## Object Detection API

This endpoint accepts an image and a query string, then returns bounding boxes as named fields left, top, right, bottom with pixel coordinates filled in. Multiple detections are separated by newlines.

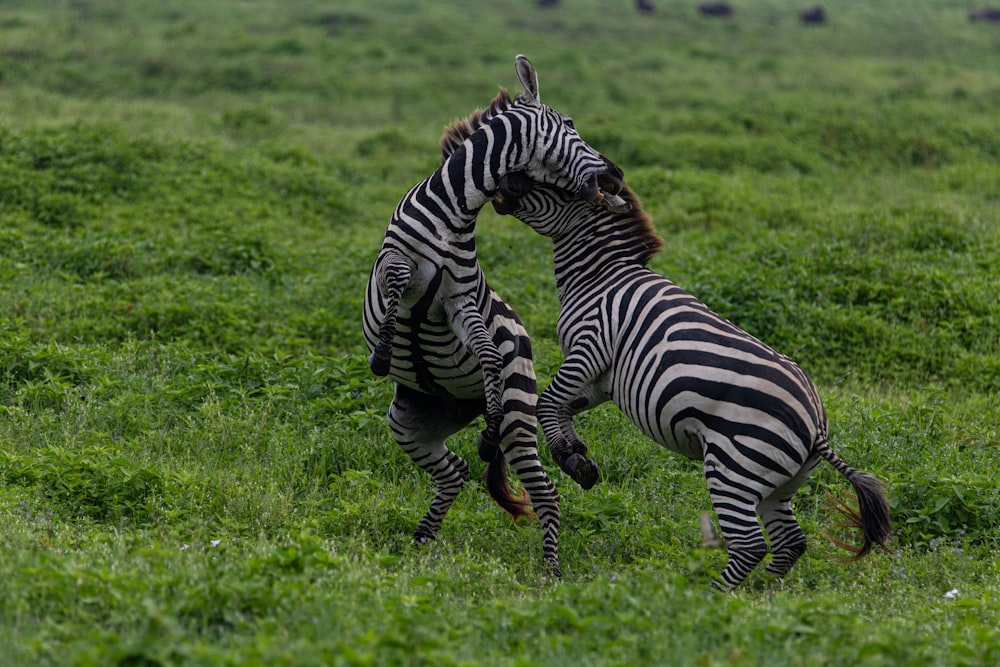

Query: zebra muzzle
left=595, top=160, right=629, bottom=212
left=576, top=173, right=601, bottom=203
left=597, top=162, right=625, bottom=196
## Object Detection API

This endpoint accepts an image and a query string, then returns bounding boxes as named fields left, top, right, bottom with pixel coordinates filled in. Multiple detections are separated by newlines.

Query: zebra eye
left=564, top=118, right=575, bottom=129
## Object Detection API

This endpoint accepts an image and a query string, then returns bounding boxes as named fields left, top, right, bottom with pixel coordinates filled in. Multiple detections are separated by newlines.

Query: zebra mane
left=439, top=88, right=660, bottom=264
left=610, top=184, right=664, bottom=267
left=439, top=88, right=514, bottom=164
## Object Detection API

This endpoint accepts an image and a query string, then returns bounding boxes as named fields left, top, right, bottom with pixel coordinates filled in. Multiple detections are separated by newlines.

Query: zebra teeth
left=599, top=191, right=631, bottom=213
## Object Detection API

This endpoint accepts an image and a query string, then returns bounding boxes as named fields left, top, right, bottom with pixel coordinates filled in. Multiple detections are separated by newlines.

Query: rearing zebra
left=362, top=55, right=623, bottom=576
left=489, top=173, right=893, bottom=589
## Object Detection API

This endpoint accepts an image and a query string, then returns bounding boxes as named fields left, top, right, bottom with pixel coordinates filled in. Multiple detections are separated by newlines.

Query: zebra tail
left=369, top=290, right=402, bottom=377
left=369, top=254, right=412, bottom=377
left=369, top=325, right=395, bottom=377
left=816, top=438, right=894, bottom=561
left=485, top=446, right=536, bottom=522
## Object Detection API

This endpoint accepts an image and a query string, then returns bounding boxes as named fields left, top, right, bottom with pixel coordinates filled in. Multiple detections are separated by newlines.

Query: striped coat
left=363, top=56, right=622, bottom=576
left=492, top=175, right=892, bottom=589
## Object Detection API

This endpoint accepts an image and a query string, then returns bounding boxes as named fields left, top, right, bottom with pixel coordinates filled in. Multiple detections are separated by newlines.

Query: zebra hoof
left=562, top=453, right=599, bottom=490
left=369, top=350, right=391, bottom=377
left=477, top=433, right=498, bottom=462
left=413, top=531, right=435, bottom=545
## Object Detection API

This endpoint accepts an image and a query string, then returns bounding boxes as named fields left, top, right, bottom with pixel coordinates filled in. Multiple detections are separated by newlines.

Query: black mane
left=439, top=88, right=514, bottom=164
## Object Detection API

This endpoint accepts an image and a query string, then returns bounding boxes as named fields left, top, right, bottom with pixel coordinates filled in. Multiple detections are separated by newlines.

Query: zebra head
left=491, top=165, right=663, bottom=267
left=490, top=171, right=620, bottom=238
left=439, top=56, right=624, bottom=207
left=509, top=54, right=623, bottom=203
left=493, top=155, right=638, bottom=219
left=493, top=154, right=630, bottom=216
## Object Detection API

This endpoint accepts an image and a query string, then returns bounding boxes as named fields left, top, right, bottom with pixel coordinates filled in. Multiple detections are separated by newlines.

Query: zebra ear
left=515, top=54, right=541, bottom=105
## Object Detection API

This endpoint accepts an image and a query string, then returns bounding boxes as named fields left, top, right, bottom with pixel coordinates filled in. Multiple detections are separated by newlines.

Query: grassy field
left=1, top=0, right=998, bottom=664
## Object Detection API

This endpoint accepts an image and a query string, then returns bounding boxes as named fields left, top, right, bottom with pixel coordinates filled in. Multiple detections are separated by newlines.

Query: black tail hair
left=817, top=439, right=894, bottom=559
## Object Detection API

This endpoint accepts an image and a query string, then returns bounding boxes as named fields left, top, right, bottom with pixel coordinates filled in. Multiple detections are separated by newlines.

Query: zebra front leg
left=445, top=297, right=505, bottom=451
left=539, top=394, right=600, bottom=490
left=538, top=346, right=609, bottom=490
left=369, top=251, right=414, bottom=377
left=388, top=386, right=479, bottom=544
left=557, top=385, right=609, bottom=487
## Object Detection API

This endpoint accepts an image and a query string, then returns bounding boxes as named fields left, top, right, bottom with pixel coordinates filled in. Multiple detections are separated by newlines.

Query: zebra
left=488, top=172, right=893, bottom=589
left=362, top=55, right=624, bottom=576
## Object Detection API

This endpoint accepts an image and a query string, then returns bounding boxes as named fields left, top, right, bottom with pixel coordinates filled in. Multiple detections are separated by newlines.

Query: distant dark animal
left=364, top=55, right=623, bottom=577
left=969, top=8, right=1000, bottom=21
left=800, top=5, right=827, bottom=24
left=490, top=176, right=894, bottom=590
left=537, top=0, right=655, bottom=12
left=699, top=2, right=733, bottom=17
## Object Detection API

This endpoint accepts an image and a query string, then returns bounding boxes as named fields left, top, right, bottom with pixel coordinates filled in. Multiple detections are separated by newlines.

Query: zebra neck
left=551, top=236, right=609, bottom=305
left=551, top=227, right=650, bottom=303
left=438, top=143, right=500, bottom=219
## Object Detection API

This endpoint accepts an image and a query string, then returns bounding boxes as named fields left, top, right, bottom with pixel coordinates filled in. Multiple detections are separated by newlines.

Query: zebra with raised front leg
left=485, top=173, right=892, bottom=589
left=362, top=55, right=624, bottom=576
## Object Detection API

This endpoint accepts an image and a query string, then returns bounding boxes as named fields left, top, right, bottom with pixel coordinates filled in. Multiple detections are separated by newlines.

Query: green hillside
left=1, top=1, right=998, bottom=665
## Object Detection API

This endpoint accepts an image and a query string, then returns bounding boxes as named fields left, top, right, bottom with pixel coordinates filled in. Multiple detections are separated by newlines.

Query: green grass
left=1, top=0, right=998, bottom=664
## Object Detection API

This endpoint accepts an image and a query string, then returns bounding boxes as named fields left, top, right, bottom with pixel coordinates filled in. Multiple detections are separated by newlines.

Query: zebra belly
left=387, top=315, right=487, bottom=399
left=613, top=385, right=812, bottom=488
left=612, top=392, right=702, bottom=459
left=363, top=287, right=487, bottom=399
left=609, top=355, right=815, bottom=480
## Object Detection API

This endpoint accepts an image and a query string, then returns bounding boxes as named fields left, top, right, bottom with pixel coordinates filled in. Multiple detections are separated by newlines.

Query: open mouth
left=593, top=163, right=629, bottom=212
left=597, top=168, right=624, bottom=196
left=577, top=165, right=626, bottom=205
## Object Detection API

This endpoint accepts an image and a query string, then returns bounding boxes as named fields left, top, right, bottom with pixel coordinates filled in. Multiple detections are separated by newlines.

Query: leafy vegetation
left=0, top=0, right=998, bottom=664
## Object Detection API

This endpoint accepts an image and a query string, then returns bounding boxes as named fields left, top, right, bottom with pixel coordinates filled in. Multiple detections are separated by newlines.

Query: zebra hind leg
left=757, top=459, right=819, bottom=578
left=759, top=497, right=808, bottom=578
left=501, top=432, right=562, bottom=577
left=705, top=468, right=770, bottom=590
left=414, top=449, right=472, bottom=543
left=388, top=386, right=480, bottom=544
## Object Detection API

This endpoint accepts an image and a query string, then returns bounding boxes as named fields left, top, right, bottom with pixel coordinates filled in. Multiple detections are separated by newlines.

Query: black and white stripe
left=493, top=176, right=892, bottom=589
left=362, top=56, right=621, bottom=576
